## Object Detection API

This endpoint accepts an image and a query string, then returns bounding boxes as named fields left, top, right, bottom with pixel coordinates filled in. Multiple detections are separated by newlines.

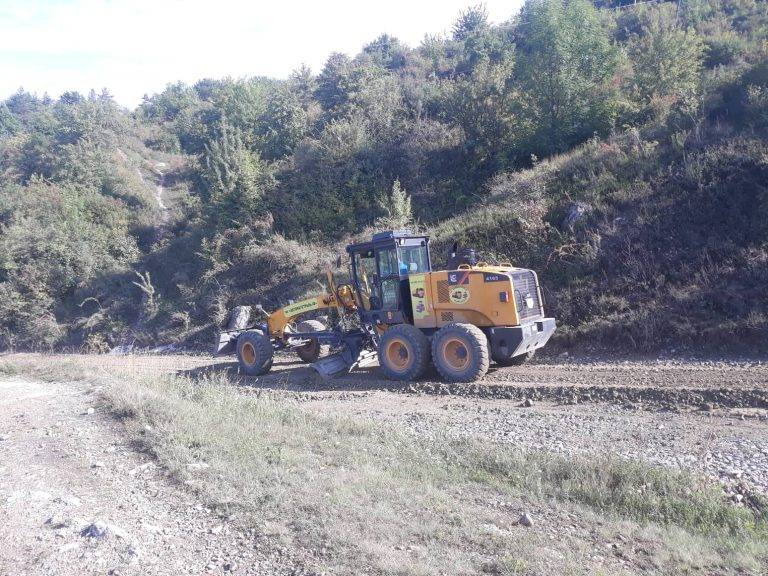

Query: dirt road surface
left=1, top=353, right=767, bottom=574
left=0, top=376, right=302, bottom=576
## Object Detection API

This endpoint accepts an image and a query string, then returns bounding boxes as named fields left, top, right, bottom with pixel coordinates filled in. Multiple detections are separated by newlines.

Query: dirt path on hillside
left=0, top=379, right=302, bottom=576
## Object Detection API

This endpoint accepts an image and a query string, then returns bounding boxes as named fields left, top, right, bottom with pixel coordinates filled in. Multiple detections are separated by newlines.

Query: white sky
left=0, top=0, right=524, bottom=109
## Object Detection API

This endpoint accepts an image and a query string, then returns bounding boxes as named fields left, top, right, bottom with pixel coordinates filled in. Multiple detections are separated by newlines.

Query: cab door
left=375, top=245, right=400, bottom=310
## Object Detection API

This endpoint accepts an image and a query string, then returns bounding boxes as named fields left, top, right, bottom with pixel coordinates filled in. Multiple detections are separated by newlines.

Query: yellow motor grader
left=216, top=230, right=555, bottom=382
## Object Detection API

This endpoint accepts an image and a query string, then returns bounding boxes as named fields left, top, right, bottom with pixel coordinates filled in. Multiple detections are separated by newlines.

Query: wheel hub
left=241, top=342, right=256, bottom=365
left=386, top=339, right=411, bottom=371
left=442, top=338, right=471, bottom=371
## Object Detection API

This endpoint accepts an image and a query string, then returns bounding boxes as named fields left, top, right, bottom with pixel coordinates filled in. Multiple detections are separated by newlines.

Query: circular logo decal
left=449, top=286, right=470, bottom=304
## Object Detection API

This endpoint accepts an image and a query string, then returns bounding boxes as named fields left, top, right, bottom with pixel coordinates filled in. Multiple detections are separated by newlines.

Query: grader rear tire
left=236, top=330, right=273, bottom=376
left=378, top=324, right=430, bottom=381
left=295, top=319, right=330, bottom=363
left=432, top=323, right=490, bottom=382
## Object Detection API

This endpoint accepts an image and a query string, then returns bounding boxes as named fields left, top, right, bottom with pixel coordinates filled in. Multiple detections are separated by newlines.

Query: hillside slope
left=0, top=0, right=766, bottom=353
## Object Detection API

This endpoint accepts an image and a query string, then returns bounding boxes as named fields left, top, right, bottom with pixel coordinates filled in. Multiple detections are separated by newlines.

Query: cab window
left=397, top=240, right=430, bottom=274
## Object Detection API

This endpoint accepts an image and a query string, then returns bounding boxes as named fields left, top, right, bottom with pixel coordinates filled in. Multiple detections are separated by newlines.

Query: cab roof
left=346, top=230, right=430, bottom=254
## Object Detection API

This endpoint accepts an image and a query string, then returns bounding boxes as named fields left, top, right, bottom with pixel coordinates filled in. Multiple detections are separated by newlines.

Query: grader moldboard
left=216, top=230, right=556, bottom=383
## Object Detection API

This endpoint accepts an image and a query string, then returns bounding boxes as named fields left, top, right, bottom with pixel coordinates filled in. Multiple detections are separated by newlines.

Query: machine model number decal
left=449, top=286, right=470, bottom=304
left=483, top=273, right=506, bottom=282
left=282, top=298, right=319, bottom=318
left=448, top=271, right=470, bottom=285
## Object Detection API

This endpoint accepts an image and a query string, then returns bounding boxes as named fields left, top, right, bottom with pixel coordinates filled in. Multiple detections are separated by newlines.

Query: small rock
left=82, top=521, right=109, bottom=539
left=0, top=434, right=8, bottom=441
left=224, top=561, right=238, bottom=572
left=141, top=523, right=162, bottom=533
left=91, top=461, right=105, bottom=469
left=29, top=490, right=52, bottom=502
left=86, top=407, right=95, bottom=415
left=81, top=521, right=128, bottom=540
left=521, top=398, right=534, bottom=408
left=128, top=462, right=154, bottom=475
left=210, top=524, right=224, bottom=535
left=519, top=512, right=533, bottom=527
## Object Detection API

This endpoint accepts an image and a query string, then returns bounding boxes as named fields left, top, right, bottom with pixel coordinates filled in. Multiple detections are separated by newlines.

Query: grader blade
left=312, top=353, right=352, bottom=378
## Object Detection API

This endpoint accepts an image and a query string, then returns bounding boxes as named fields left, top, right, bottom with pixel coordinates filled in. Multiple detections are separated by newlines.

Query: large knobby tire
left=295, top=319, right=330, bottom=363
left=493, top=349, right=535, bottom=367
left=377, top=324, right=430, bottom=381
left=432, top=323, right=490, bottom=383
left=236, top=330, right=274, bottom=376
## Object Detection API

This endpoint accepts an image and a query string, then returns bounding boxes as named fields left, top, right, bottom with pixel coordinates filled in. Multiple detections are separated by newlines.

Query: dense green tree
left=201, top=121, right=272, bottom=230
left=515, top=0, right=622, bottom=154
left=452, top=4, right=491, bottom=41
left=362, top=34, right=409, bottom=70
left=627, top=7, right=704, bottom=118
left=257, top=86, right=308, bottom=160
left=288, top=65, right=317, bottom=109
left=376, top=179, right=413, bottom=229
left=315, top=53, right=353, bottom=112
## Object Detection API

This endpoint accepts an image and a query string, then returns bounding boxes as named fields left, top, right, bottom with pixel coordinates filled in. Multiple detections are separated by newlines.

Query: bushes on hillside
left=2, top=0, right=767, bottom=352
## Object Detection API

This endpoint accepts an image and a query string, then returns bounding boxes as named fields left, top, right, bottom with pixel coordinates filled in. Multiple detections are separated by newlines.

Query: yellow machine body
left=406, top=265, right=534, bottom=330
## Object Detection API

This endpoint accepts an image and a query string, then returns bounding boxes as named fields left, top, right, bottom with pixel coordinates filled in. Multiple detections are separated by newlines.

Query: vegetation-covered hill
left=1, top=0, right=766, bottom=353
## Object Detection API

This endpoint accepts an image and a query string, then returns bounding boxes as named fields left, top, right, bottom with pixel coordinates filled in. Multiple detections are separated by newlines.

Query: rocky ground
left=0, top=377, right=305, bottom=576
left=1, top=353, right=767, bottom=575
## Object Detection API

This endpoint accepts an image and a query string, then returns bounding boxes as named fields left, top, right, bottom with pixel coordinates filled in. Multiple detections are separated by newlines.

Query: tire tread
left=378, top=324, right=430, bottom=381
left=432, top=323, right=490, bottom=382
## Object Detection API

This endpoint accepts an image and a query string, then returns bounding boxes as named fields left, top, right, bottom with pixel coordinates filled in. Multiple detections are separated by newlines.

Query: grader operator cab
left=216, top=230, right=556, bottom=382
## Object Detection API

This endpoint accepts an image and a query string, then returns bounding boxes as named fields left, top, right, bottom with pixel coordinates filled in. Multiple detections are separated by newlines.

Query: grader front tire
left=236, top=330, right=274, bottom=376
